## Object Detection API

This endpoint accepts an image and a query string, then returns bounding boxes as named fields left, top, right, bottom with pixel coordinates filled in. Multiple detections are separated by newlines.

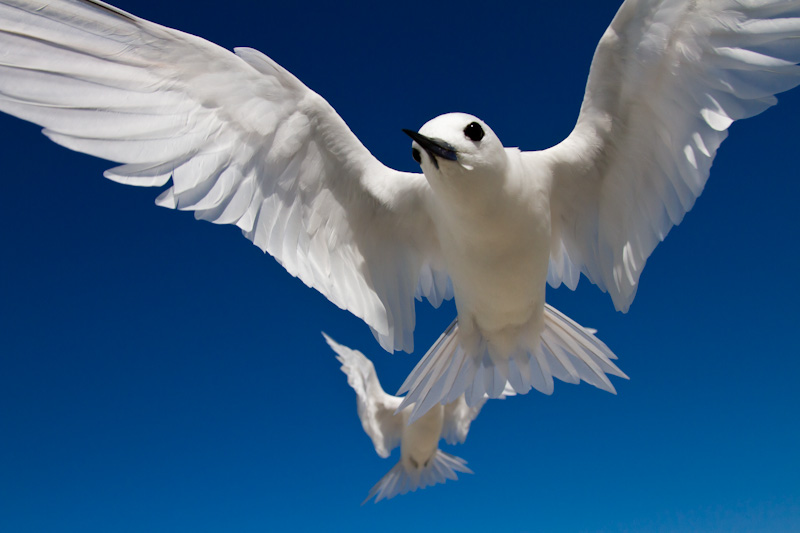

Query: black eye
left=412, top=147, right=422, bottom=164
left=464, top=122, right=484, bottom=142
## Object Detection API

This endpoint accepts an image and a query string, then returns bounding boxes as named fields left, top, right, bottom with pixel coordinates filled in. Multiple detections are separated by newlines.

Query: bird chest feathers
left=430, top=150, right=552, bottom=333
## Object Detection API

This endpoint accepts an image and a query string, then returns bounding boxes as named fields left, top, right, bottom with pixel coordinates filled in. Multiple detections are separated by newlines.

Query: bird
left=324, top=332, right=513, bottom=503
left=1, top=0, right=799, bottom=421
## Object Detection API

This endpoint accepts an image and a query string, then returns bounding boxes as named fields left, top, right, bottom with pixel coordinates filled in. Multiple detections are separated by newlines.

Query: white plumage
left=1, top=0, right=799, bottom=420
left=324, top=333, right=511, bottom=503
left=399, top=303, right=626, bottom=416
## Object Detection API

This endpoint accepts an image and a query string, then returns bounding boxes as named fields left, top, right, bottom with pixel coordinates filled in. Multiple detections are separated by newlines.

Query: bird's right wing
left=0, top=0, right=449, bottom=353
left=324, top=334, right=404, bottom=458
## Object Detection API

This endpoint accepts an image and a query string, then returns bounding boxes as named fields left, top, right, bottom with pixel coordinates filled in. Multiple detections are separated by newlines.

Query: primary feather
left=544, top=0, right=800, bottom=311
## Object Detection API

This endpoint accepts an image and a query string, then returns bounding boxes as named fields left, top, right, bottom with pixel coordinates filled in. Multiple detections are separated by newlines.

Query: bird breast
left=429, top=150, right=552, bottom=349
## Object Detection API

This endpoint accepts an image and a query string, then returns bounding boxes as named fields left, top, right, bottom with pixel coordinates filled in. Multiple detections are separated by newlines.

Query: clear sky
left=1, top=0, right=799, bottom=531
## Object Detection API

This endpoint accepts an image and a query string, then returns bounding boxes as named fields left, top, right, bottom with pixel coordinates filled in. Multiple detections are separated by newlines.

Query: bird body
left=404, top=129, right=551, bottom=354
left=422, top=132, right=550, bottom=359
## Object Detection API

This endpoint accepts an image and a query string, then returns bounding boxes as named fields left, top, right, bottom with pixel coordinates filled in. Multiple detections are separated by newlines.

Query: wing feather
left=324, top=334, right=403, bottom=458
left=0, top=0, right=451, bottom=351
left=441, top=396, right=485, bottom=446
left=541, top=0, right=800, bottom=310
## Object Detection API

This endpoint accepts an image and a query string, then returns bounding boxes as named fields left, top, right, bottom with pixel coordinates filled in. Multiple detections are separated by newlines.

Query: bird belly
left=400, top=404, right=444, bottom=469
left=435, top=192, right=551, bottom=358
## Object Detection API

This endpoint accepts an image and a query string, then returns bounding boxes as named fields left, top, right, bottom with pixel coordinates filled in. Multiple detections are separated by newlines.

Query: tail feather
left=397, top=321, right=477, bottom=420
left=543, top=304, right=626, bottom=376
left=363, top=450, right=472, bottom=504
left=398, top=304, right=628, bottom=423
left=398, top=319, right=458, bottom=397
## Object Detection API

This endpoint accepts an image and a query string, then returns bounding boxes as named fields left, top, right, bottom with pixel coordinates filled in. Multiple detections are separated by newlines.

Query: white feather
left=0, top=0, right=450, bottom=353
left=544, top=0, right=800, bottom=312
left=325, top=334, right=497, bottom=503
left=398, top=304, right=627, bottom=422
left=363, top=450, right=472, bottom=504
left=324, top=333, right=402, bottom=458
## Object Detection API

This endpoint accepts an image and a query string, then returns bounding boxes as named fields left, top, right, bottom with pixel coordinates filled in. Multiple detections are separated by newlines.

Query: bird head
left=403, top=113, right=507, bottom=182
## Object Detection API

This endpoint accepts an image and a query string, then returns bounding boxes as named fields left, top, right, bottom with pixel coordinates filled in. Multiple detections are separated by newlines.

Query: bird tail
left=398, top=304, right=628, bottom=422
left=363, top=450, right=472, bottom=504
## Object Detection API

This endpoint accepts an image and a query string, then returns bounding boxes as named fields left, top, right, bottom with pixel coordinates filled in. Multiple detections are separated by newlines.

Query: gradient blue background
left=1, top=1, right=799, bottom=531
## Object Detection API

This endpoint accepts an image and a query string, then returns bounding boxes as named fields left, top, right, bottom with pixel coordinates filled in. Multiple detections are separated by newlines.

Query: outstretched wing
left=540, top=0, right=800, bottom=310
left=0, top=0, right=449, bottom=352
left=324, top=333, right=404, bottom=458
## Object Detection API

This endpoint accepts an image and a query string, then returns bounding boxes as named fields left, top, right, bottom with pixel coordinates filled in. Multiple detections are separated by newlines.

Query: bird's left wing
left=324, top=334, right=404, bottom=458
left=538, top=0, right=800, bottom=311
left=0, top=0, right=448, bottom=352
left=441, top=396, right=485, bottom=446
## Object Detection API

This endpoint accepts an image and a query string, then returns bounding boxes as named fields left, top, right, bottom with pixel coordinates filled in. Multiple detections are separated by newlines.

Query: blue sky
left=1, top=0, right=799, bottom=531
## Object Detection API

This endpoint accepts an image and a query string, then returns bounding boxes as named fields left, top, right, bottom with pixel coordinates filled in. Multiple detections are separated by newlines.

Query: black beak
left=402, top=129, right=458, bottom=168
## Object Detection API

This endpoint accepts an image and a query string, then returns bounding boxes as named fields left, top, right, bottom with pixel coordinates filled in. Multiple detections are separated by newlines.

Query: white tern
left=1, top=0, right=799, bottom=420
left=324, top=332, right=513, bottom=503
